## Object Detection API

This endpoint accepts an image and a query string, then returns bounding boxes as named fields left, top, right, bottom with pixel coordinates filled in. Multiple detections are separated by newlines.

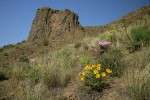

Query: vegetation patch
left=0, top=71, right=7, bottom=81
left=130, top=27, right=150, bottom=51
left=79, top=64, right=112, bottom=92
left=97, top=47, right=124, bottom=77
left=27, top=67, right=39, bottom=84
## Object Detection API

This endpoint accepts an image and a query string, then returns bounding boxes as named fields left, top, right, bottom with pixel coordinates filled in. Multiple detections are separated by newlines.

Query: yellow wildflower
left=96, top=74, right=100, bottom=78
left=109, top=30, right=112, bottom=33
left=84, top=65, right=91, bottom=71
left=93, top=69, right=98, bottom=74
left=106, top=68, right=112, bottom=74
left=96, top=64, right=101, bottom=70
left=81, top=77, right=84, bottom=81
left=81, top=71, right=86, bottom=76
left=92, top=64, right=96, bottom=68
left=109, top=30, right=116, bottom=33
left=101, top=72, right=106, bottom=77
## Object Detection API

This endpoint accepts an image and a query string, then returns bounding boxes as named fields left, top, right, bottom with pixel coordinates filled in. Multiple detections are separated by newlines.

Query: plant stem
left=122, top=20, right=134, bottom=45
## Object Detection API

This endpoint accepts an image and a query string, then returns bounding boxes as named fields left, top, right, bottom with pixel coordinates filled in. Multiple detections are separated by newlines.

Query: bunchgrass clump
left=126, top=64, right=150, bottom=100
left=57, top=48, right=71, bottom=58
left=35, top=48, right=74, bottom=88
left=8, top=62, right=29, bottom=80
left=79, top=64, right=112, bottom=92
left=41, top=65, right=71, bottom=88
left=124, top=46, right=150, bottom=100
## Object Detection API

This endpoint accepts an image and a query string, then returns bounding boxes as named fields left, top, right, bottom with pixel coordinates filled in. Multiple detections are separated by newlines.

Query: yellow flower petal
left=96, top=74, right=100, bottom=78
left=84, top=65, right=91, bottom=71
left=101, top=72, right=106, bottom=77
left=92, top=64, right=96, bottom=68
left=93, top=69, right=98, bottom=74
left=81, top=71, right=86, bottom=76
left=81, top=77, right=84, bottom=81
left=106, top=68, right=112, bottom=74
left=96, top=64, right=101, bottom=70
left=97, top=64, right=101, bottom=67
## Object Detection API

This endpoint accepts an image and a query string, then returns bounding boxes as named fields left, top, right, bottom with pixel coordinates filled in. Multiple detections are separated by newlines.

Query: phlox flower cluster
left=98, top=42, right=112, bottom=47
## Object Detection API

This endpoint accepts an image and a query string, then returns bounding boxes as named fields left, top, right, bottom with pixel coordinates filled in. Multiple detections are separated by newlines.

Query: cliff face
left=27, top=7, right=84, bottom=49
left=27, top=6, right=150, bottom=49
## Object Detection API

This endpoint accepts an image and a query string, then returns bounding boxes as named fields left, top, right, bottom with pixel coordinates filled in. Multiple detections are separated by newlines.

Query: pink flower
left=98, top=42, right=112, bottom=47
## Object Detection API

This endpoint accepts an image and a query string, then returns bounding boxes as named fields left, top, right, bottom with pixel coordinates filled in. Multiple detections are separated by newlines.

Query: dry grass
left=124, top=46, right=150, bottom=100
left=7, top=62, right=29, bottom=80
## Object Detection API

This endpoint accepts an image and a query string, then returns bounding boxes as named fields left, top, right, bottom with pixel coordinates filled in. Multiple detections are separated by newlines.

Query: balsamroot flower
left=96, top=64, right=101, bottom=70
left=106, top=68, right=112, bottom=74
left=81, top=77, right=84, bottom=81
left=96, top=74, right=100, bottom=78
left=84, top=65, right=91, bottom=71
left=81, top=71, right=86, bottom=76
left=92, top=64, right=96, bottom=68
left=109, top=30, right=116, bottom=33
left=79, top=64, right=112, bottom=91
left=101, top=72, right=106, bottom=77
left=93, top=69, right=98, bottom=74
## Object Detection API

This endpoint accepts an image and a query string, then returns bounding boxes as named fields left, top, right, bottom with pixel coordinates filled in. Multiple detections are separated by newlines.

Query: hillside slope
left=0, top=5, right=150, bottom=100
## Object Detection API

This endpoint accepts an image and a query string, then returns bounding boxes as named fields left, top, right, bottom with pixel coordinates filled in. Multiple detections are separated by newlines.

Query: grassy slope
left=0, top=6, right=150, bottom=100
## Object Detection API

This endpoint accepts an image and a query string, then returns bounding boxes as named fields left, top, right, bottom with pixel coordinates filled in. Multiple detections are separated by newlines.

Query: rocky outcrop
left=27, top=7, right=84, bottom=49
left=27, top=6, right=150, bottom=49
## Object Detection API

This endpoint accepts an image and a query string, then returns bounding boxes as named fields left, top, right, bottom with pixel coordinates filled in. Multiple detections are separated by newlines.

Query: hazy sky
left=0, top=0, right=150, bottom=47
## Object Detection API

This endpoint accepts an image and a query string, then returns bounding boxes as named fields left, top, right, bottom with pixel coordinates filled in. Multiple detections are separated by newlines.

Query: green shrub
left=108, top=30, right=117, bottom=43
left=19, top=56, right=29, bottom=62
left=0, top=71, right=7, bottom=80
left=42, top=39, right=49, bottom=46
left=79, top=64, right=112, bottom=92
left=57, top=48, right=71, bottom=58
left=130, top=27, right=150, bottom=50
left=3, top=44, right=14, bottom=49
left=98, top=47, right=124, bottom=77
left=21, top=40, right=26, bottom=43
left=80, top=55, right=91, bottom=66
left=0, top=48, right=3, bottom=52
left=74, top=42, right=82, bottom=49
left=3, top=53, right=9, bottom=56
left=27, top=68, right=39, bottom=84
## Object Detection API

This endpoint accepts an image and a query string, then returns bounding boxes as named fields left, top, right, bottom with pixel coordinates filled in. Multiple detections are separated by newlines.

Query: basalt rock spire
left=27, top=7, right=84, bottom=49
